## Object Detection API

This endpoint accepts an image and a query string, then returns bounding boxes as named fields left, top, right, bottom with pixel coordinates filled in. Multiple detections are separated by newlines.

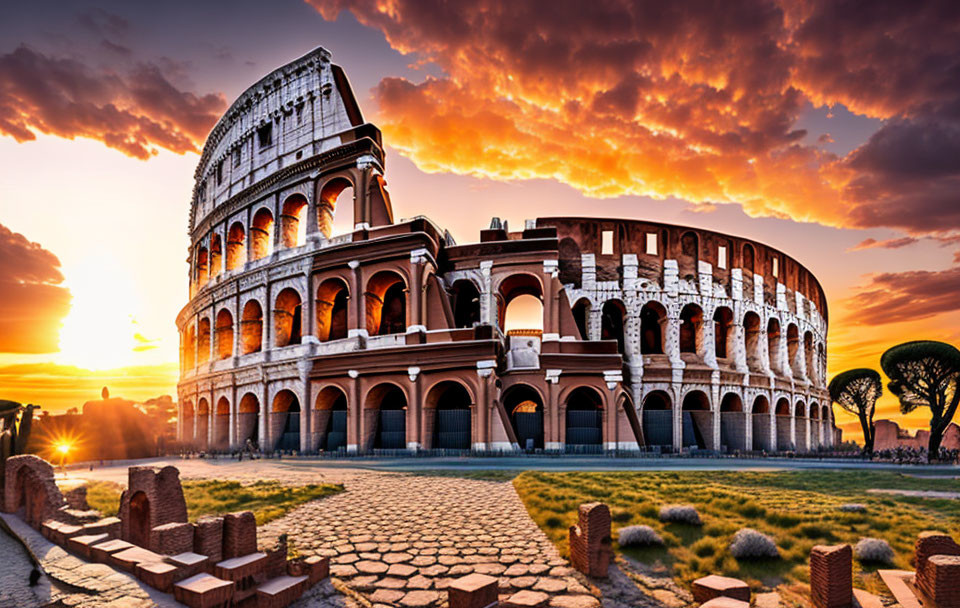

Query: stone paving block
left=90, top=539, right=135, bottom=564
left=136, top=560, right=180, bottom=593
left=700, top=597, right=751, bottom=608
left=110, top=546, right=164, bottom=573
left=505, top=590, right=550, bottom=607
left=256, top=574, right=308, bottom=608
left=692, top=575, right=751, bottom=604
left=174, top=572, right=234, bottom=608
left=67, top=532, right=110, bottom=559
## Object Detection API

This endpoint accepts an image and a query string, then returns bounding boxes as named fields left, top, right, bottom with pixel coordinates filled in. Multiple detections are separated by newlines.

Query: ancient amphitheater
left=177, top=47, right=837, bottom=456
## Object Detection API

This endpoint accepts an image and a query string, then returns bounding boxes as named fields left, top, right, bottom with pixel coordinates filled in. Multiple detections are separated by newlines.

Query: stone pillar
left=306, top=180, right=319, bottom=237
left=604, top=372, right=622, bottom=451
left=259, top=384, right=268, bottom=452
left=542, top=261, right=558, bottom=340
left=664, top=312, right=684, bottom=369
left=789, top=413, right=797, bottom=451
left=299, top=360, right=311, bottom=453
left=779, top=324, right=791, bottom=378
left=408, top=366, right=421, bottom=452
left=476, top=361, right=496, bottom=449
left=228, top=386, right=237, bottom=449
left=744, top=401, right=753, bottom=450
left=732, top=319, right=749, bottom=373
left=208, top=395, right=215, bottom=447
left=347, top=260, right=365, bottom=337
left=702, top=318, right=718, bottom=369
left=673, top=384, right=683, bottom=452
left=262, top=292, right=271, bottom=354
left=711, top=379, right=721, bottom=451
left=588, top=307, right=602, bottom=341
left=545, top=369, right=561, bottom=450
left=408, top=249, right=426, bottom=332
left=769, top=407, right=777, bottom=451
left=809, top=544, right=852, bottom=608
left=348, top=371, right=360, bottom=453
left=479, top=260, right=494, bottom=326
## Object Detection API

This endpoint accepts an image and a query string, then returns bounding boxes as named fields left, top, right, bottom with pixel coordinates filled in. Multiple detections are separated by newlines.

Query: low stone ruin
left=1, top=456, right=328, bottom=608
left=569, top=502, right=612, bottom=578
left=810, top=544, right=853, bottom=608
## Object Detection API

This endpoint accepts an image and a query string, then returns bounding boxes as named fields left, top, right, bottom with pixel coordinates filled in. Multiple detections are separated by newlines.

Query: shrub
left=729, top=528, right=780, bottom=559
left=839, top=504, right=866, bottom=513
left=618, top=525, right=664, bottom=547
left=855, top=538, right=894, bottom=564
left=659, top=504, right=702, bottom=525
left=545, top=516, right=564, bottom=529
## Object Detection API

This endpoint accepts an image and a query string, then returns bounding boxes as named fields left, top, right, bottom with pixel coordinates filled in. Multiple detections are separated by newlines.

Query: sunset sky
left=1, top=0, right=959, bottom=441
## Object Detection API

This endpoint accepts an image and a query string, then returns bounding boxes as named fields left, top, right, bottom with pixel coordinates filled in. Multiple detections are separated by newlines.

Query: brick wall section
left=3, top=455, right=67, bottom=528
left=63, top=486, right=89, bottom=510
left=151, top=522, right=195, bottom=555
left=194, top=516, right=224, bottom=563
left=921, top=555, right=960, bottom=607
left=222, top=511, right=258, bottom=558
left=119, top=466, right=188, bottom=542
left=264, top=534, right=289, bottom=578
left=568, top=502, right=612, bottom=578
left=448, top=573, right=499, bottom=608
left=915, top=532, right=960, bottom=603
left=809, top=544, right=853, bottom=608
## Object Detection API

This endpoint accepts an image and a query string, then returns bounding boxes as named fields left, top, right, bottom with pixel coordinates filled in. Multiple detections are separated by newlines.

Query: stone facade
left=177, top=47, right=836, bottom=456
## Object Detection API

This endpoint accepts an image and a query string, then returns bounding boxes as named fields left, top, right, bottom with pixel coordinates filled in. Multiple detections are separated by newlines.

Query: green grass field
left=84, top=479, right=342, bottom=525
left=513, top=470, right=960, bottom=594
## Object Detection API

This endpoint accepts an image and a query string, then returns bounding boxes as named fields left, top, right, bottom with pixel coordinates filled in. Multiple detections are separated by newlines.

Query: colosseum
left=176, top=47, right=838, bottom=456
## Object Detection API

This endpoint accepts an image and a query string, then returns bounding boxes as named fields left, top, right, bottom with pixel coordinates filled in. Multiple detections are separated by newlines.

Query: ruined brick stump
left=810, top=544, right=853, bottom=608
left=174, top=573, right=234, bottom=608
left=120, top=466, right=188, bottom=547
left=221, top=511, right=257, bottom=559
left=915, top=531, right=960, bottom=602
left=449, top=573, right=499, bottom=608
left=167, top=552, right=210, bottom=581
left=151, top=521, right=195, bottom=555
left=3, top=455, right=67, bottom=528
left=692, top=575, right=751, bottom=604
left=302, top=555, right=330, bottom=585
left=264, top=534, right=288, bottom=578
left=193, top=516, right=223, bottom=564
left=919, top=555, right=960, bottom=608
left=569, top=502, right=612, bottom=578
left=136, top=560, right=181, bottom=593
left=256, top=574, right=309, bottom=608
left=214, top=552, right=268, bottom=603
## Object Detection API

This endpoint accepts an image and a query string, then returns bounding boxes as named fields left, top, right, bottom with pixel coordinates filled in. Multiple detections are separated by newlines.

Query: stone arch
left=713, top=306, right=734, bottom=359
left=226, top=221, right=245, bottom=271
left=7, top=457, right=64, bottom=529
left=214, top=396, right=230, bottom=449
left=315, top=386, right=348, bottom=451
left=215, top=308, right=233, bottom=360
left=504, top=384, right=544, bottom=450
left=641, top=390, right=672, bottom=449
left=450, top=279, right=481, bottom=329
left=681, top=390, right=713, bottom=450
left=743, top=311, right=763, bottom=372
left=274, top=287, right=303, bottom=347
left=601, top=299, right=626, bottom=354
left=363, top=382, right=408, bottom=451
left=803, top=330, right=815, bottom=382
left=209, top=233, right=223, bottom=277
left=679, top=303, right=704, bottom=355
left=318, top=176, right=355, bottom=238
left=564, top=386, right=604, bottom=452
left=280, top=193, right=309, bottom=248
left=794, top=398, right=808, bottom=451
left=719, top=393, right=746, bottom=452
left=498, top=273, right=543, bottom=333
left=366, top=270, right=407, bottom=335
left=423, top=380, right=473, bottom=451
left=767, top=317, right=782, bottom=373
left=196, top=397, right=210, bottom=449
left=240, top=299, right=263, bottom=354
left=640, top=300, right=666, bottom=354
left=194, top=242, right=209, bottom=288
left=316, top=277, right=349, bottom=342
left=572, top=298, right=590, bottom=340
left=271, top=389, right=301, bottom=451
left=197, top=317, right=211, bottom=364
left=775, top=397, right=792, bottom=451
left=251, top=207, right=274, bottom=260
left=237, top=392, right=260, bottom=447
left=751, top=395, right=772, bottom=451
left=128, top=491, right=151, bottom=548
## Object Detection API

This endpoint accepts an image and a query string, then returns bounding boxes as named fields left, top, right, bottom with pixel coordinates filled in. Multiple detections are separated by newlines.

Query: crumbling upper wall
left=119, top=465, right=188, bottom=542
left=3, top=454, right=66, bottom=527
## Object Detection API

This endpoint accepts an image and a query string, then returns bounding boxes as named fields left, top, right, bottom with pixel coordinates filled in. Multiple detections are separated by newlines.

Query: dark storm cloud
left=0, top=223, right=71, bottom=353
left=844, top=266, right=960, bottom=326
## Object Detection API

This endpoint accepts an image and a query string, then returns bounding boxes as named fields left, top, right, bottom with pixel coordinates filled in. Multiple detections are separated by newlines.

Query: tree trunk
left=859, top=414, right=874, bottom=456
left=927, top=424, right=945, bottom=462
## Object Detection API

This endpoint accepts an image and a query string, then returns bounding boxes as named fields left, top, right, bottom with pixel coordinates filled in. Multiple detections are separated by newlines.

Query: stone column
left=260, top=384, right=269, bottom=452
left=229, top=385, right=237, bottom=449
left=348, top=371, right=360, bottom=453
left=542, top=261, right=558, bottom=340
left=408, top=366, right=421, bottom=452
left=348, top=260, right=365, bottom=337
left=476, top=366, right=494, bottom=450
left=479, top=261, right=494, bottom=326
left=208, top=395, right=215, bottom=447
left=588, top=307, right=602, bottom=341
left=702, top=318, right=718, bottom=369
left=408, top=249, right=426, bottom=332
left=769, top=408, right=777, bottom=451
left=306, top=179, right=319, bottom=237
left=664, top=312, right=684, bottom=369
left=744, top=401, right=753, bottom=451
left=779, top=325, right=792, bottom=378
left=299, top=360, right=312, bottom=453
left=789, top=412, right=797, bottom=451
left=711, top=380, right=721, bottom=451
left=545, top=369, right=561, bottom=450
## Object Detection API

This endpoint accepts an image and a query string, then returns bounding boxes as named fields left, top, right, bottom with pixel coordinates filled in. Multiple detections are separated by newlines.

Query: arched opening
left=240, top=300, right=263, bottom=354
left=744, top=312, right=762, bottom=372
left=128, top=491, right=151, bottom=548
left=315, top=387, right=348, bottom=451
left=364, top=384, right=407, bottom=450
left=775, top=397, right=792, bottom=451
left=742, top=243, right=755, bottom=275
left=237, top=393, right=260, bottom=447
left=272, top=390, right=300, bottom=452
left=183, top=325, right=196, bottom=369
left=450, top=280, right=481, bottom=329
left=215, top=309, right=233, bottom=360
left=681, top=391, right=712, bottom=450
left=713, top=307, right=733, bottom=360
left=209, top=234, right=223, bottom=277
left=787, top=323, right=800, bottom=377
left=767, top=318, right=781, bottom=373
left=499, top=274, right=543, bottom=333
left=640, top=301, right=666, bottom=354
left=504, top=385, right=543, bottom=451
left=214, top=396, right=230, bottom=449
left=318, top=178, right=355, bottom=238
left=226, top=222, right=245, bottom=271
left=197, top=318, right=211, bottom=364
left=751, top=395, right=772, bottom=451
left=273, top=288, right=303, bottom=347
left=679, top=303, right=703, bottom=355
left=804, top=331, right=815, bottom=383
left=424, top=381, right=472, bottom=451
left=572, top=298, right=590, bottom=340
left=601, top=300, right=626, bottom=354
left=679, top=231, right=699, bottom=278
left=251, top=208, right=274, bottom=260
left=565, top=386, right=603, bottom=452
left=316, top=278, right=349, bottom=342
left=195, top=243, right=209, bottom=289
left=719, top=393, right=746, bottom=452
left=366, top=271, right=406, bottom=335
left=642, top=391, right=672, bottom=449
left=794, top=400, right=808, bottom=451
left=196, top=398, right=209, bottom=449
left=280, top=194, right=308, bottom=248
left=809, top=402, right=821, bottom=449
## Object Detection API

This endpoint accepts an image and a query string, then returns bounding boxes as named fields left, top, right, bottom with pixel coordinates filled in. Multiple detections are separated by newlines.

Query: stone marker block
left=256, top=574, right=309, bottom=608
left=215, top=552, right=268, bottom=603
left=136, top=560, right=181, bottom=593
left=449, top=573, right=499, bottom=608
left=692, top=575, right=751, bottom=604
left=166, top=552, right=210, bottom=581
left=810, top=544, right=853, bottom=608
left=67, top=533, right=110, bottom=559
left=221, top=511, right=257, bottom=559
left=174, top=573, right=234, bottom=608
left=700, top=598, right=751, bottom=608
left=151, top=521, right=195, bottom=555
left=90, top=538, right=135, bottom=564
left=569, top=502, right=612, bottom=578
left=193, top=516, right=223, bottom=564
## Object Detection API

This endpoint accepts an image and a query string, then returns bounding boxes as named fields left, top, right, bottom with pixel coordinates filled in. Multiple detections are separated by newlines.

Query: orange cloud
left=0, top=223, right=71, bottom=353
left=310, top=0, right=960, bottom=235
left=0, top=45, right=225, bottom=159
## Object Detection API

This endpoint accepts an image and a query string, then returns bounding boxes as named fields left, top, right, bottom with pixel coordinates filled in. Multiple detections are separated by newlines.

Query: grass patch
left=514, top=470, right=960, bottom=594
left=84, top=479, right=342, bottom=525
